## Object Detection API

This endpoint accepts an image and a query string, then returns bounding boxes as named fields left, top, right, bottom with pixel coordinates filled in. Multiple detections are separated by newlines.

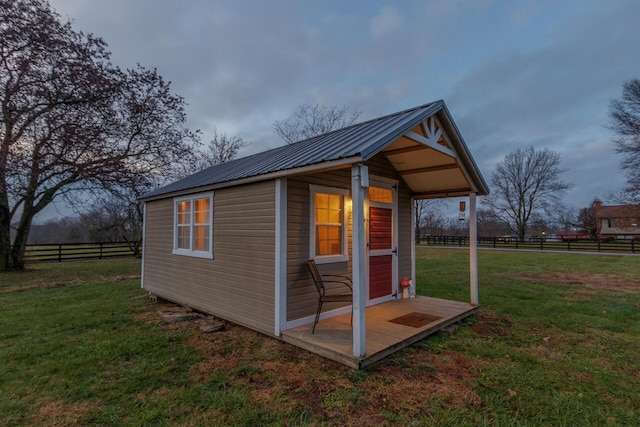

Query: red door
left=369, top=206, right=393, bottom=300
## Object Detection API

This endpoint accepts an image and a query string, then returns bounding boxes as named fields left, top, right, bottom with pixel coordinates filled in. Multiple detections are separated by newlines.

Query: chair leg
left=312, top=301, right=323, bottom=334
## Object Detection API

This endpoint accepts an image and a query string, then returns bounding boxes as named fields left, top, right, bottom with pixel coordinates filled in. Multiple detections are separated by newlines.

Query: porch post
left=274, top=178, right=287, bottom=336
left=410, top=197, right=416, bottom=286
left=141, top=202, right=146, bottom=289
left=469, top=192, right=478, bottom=305
left=351, top=164, right=367, bottom=358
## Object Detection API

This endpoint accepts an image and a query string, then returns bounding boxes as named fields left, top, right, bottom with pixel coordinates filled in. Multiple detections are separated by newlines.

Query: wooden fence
left=420, top=235, right=637, bottom=254
left=24, top=241, right=137, bottom=263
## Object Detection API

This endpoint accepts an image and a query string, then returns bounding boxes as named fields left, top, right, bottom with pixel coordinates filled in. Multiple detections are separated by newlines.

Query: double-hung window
left=173, top=192, right=213, bottom=259
left=310, top=185, right=349, bottom=264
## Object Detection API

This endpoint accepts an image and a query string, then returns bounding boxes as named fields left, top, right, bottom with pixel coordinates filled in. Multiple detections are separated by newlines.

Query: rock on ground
left=198, top=319, right=225, bottom=333
left=158, top=306, right=204, bottom=324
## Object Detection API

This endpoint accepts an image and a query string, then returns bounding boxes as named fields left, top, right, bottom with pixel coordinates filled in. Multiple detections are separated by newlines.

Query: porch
left=281, top=296, right=478, bottom=369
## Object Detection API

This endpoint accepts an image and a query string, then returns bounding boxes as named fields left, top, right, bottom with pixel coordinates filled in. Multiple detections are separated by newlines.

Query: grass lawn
left=1, top=251, right=639, bottom=426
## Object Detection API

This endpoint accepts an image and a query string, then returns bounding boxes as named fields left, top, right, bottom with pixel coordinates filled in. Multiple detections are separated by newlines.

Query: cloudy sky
left=43, top=0, right=639, bottom=220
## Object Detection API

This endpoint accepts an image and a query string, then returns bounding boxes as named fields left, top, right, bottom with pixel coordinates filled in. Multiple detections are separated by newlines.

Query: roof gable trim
left=404, top=130, right=456, bottom=158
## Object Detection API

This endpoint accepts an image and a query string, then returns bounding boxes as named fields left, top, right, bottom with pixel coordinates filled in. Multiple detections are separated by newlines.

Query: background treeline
left=27, top=211, right=133, bottom=245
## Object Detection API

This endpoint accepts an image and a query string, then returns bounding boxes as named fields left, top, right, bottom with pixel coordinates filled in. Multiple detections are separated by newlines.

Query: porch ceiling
left=381, top=115, right=476, bottom=199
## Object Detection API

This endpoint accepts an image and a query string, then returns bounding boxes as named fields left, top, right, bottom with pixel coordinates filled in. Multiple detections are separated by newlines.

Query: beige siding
left=286, top=156, right=413, bottom=323
left=286, top=169, right=354, bottom=321
left=143, top=180, right=276, bottom=335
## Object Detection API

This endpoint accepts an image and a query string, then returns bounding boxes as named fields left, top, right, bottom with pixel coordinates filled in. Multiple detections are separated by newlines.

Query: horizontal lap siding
left=287, top=169, right=353, bottom=321
left=143, top=181, right=276, bottom=335
left=285, top=159, right=413, bottom=323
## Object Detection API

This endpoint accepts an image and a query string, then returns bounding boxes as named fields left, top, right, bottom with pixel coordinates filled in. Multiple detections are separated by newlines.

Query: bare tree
left=476, top=208, right=510, bottom=237
left=0, top=0, right=197, bottom=270
left=413, top=199, right=445, bottom=242
left=483, top=146, right=572, bottom=240
left=198, top=128, right=248, bottom=168
left=87, top=178, right=154, bottom=257
left=273, top=104, right=362, bottom=144
left=574, top=198, right=600, bottom=238
left=551, top=204, right=576, bottom=235
left=608, top=78, right=640, bottom=202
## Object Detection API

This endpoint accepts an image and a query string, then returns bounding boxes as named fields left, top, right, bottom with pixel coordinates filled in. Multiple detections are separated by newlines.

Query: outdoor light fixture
left=459, top=200, right=466, bottom=221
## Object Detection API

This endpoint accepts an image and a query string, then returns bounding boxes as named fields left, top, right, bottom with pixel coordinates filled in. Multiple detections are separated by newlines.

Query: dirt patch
left=141, top=304, right=484, bottom=424
left=31, top=399, right=100, bottom=426
left=7, top=274, right=141, bottom=293
left=520, top=272, right=640, bottom=293
left=471, top=311, right=512, bottom=337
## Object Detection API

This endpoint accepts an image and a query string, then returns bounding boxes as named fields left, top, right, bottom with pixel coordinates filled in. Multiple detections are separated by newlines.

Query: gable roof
left=597, top=204, right=640, bottom=219
left=141, top=100, right=489, bottom=201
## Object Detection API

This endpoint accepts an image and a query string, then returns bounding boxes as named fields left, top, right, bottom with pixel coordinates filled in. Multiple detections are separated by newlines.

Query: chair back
left=306, top=259, right=324, bottom=295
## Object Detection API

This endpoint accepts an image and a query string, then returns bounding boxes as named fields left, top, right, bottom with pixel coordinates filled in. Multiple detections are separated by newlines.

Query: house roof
left=597, top=204, right=640, bottom=219
left=141, top=100, right=489, bottom=201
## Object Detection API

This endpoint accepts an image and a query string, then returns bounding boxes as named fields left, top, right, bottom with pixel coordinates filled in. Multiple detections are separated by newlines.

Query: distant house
left=139, top=100, right=489, bottom=368
left=595, top=200, right=640, bottom=240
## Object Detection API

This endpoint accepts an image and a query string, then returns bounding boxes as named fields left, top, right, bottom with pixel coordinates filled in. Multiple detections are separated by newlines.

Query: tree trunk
left=9, top=208, right=35, bottom=270
left=0, top=219, right=10, bottom=271
left=0, top=184, right=12, bottom=271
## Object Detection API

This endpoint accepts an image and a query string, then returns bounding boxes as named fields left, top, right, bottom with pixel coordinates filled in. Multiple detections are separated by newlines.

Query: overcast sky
left=42, top=0, right=640, bottom=221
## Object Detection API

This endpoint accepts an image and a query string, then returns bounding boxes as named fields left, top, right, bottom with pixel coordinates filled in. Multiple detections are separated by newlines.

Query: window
left=368, top=186, right=393, bottom=203
left=173, top=192, right=213, bottom=258
left=310, top=185, right=349, bottom=263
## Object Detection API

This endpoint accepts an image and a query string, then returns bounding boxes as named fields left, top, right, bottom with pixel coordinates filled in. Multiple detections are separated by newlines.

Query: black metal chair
left=306, top=259, right=353, bottom=334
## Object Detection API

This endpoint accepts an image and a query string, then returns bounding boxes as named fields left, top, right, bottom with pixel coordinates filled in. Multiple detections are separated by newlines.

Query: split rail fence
left=24, top=241, right=137, bottom=263
left=420, top=236, right=637, bottom=254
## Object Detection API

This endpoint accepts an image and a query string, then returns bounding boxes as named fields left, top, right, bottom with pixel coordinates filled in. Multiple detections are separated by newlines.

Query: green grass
left=1, top=252, right=639, bottom=425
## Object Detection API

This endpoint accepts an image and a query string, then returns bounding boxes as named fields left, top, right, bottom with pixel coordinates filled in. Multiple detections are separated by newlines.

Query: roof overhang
left=378, top=105, right=489, bottom=199
left=140, top=155, right=363, bottom=202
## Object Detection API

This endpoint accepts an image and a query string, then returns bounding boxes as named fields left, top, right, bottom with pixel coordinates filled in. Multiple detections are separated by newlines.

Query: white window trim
left=309, top=184, right=349, bottom=264
left=172, top=191, right=214, bottom=259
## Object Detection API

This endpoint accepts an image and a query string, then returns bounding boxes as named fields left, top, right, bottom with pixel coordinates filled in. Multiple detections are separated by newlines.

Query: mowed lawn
left=1, top=250, right=639, bottom=426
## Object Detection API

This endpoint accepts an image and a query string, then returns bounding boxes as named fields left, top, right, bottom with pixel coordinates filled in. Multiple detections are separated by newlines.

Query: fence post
left=597, top=239, right=601, bottom=252
left=632, top=240, right=635, bottom=254
left=567, top=241, right=571, bottom=251
left=540, top=238, right=543, bottom=250
left=99, top=242, right=103, bottom=259
left=58, top=244, right=62, bottom=262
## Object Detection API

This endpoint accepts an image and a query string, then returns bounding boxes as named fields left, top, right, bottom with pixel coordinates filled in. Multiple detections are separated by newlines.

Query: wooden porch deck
left=281, top=296, right=478, bottom=369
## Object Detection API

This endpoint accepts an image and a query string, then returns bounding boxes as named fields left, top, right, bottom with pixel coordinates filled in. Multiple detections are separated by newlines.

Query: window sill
left=313, top=254, right=349, bottom=265
left=172, top=249, right=214, bottom=259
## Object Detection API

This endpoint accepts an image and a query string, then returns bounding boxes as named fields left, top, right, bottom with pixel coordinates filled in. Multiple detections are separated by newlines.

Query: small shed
left=140, top=100, right=489, bottom=368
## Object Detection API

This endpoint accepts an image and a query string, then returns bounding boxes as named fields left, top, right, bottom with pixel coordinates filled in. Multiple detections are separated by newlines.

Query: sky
left=41, top=0, right=640, bottom=221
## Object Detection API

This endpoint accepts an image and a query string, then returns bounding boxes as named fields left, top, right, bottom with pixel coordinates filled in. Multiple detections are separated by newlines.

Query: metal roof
left=141, top=100, right=488, bottom=200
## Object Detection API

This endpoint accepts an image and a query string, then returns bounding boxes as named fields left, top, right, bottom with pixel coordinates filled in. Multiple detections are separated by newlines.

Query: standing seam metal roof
left=140, top=100, right=479, bottom=200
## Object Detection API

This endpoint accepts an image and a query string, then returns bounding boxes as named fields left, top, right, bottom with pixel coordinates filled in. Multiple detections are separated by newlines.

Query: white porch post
left=410, top=198, right=416, bottom=287
left=140, top=202, right=146, bottom=289
left=274, top=178, right=287, bottom=336
left=351, top=164, right=367, bottom=358
left=469, top=192, right=478, bottom=305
